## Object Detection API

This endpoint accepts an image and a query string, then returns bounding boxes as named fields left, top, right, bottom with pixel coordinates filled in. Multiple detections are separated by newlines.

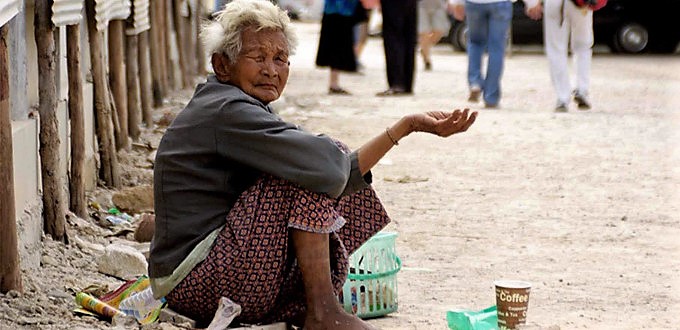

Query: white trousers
left=543, top=0, right=593, bottom=104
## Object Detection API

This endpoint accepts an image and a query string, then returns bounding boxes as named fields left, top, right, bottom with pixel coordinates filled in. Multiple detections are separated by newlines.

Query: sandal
left=329, top=87, right=351, bottom=95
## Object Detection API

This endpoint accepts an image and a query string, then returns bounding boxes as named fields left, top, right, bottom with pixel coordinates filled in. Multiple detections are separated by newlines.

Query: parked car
left=447, top=0, right=680, bottom=54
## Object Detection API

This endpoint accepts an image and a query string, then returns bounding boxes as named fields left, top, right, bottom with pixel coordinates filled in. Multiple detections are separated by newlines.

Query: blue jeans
left=465, top=1, right=512, bottom=106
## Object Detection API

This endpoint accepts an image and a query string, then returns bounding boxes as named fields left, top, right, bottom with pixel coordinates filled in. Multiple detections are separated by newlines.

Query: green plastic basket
left=340, top=231, right=401, bottom=319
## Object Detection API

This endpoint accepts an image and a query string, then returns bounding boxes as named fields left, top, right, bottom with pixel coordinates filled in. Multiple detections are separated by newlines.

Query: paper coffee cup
left=494, top=280, right=531, bottom=330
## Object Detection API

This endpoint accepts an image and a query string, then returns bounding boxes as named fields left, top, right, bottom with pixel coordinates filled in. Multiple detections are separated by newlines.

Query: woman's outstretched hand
left=408, top=109, right=477, bottom=137
left=357, top=109, right=477, bottom=175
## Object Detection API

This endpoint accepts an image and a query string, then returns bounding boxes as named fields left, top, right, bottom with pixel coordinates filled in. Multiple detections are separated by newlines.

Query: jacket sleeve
left=214, top=100, right=369, bottom=199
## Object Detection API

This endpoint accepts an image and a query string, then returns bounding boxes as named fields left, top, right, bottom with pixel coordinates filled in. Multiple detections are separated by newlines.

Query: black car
left=447, top=0, right=680, bottom=54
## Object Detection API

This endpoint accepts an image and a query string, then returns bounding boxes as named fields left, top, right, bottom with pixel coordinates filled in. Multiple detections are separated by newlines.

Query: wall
left=8, top=0, right=97, bottom=270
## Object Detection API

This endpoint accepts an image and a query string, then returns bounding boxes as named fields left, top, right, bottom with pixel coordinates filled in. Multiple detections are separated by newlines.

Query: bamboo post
left=0, top=24, right=23, bottom=294
left=138, top=30, right=153, bottom=126
left=149, top=1, right=164, bottom=106
left=35, top=0, right=67, bottom=242
left=66, top=24, right=87, bottom=218
left=85, top=0, right=121, bottom=188
left=125, top=32, right=141, bottom=140
left=108, top=20, right=129, bottom=150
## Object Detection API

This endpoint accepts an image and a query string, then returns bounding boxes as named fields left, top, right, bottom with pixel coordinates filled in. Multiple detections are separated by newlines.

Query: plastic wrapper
left=75, top=292, right=124, bottom=318
left=447, top=305, right=499, bottom=330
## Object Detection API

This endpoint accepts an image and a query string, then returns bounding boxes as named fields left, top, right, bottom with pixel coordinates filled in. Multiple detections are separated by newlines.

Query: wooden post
left=184, top=5, right=195, bottom=80
left=0, top=24, right=23, bottom=294
left=108, top=20, right=129, bottom=150
left=85, top=0, right=120, bottom=188
left=125, top=32, right=141, bottom=140
left=162, top=1, right=175, bottom=91
left=66, top=24, right=87, bottom=218
left=195, top=2, right=206, bottom=76
left=149, top=1, right=164, bottom=106
left=171, top=0, right=190, bottom=88
left=138, top=30, right=153, bottom=127
left=35, top=0, right=67, bottom=242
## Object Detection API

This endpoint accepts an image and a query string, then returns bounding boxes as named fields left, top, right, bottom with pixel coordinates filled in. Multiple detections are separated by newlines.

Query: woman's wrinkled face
left=226, top=27, right=290, bottom=104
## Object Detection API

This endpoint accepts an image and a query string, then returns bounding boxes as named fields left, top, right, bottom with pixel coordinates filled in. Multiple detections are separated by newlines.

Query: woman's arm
left=357, top=109, right=477, bottom=175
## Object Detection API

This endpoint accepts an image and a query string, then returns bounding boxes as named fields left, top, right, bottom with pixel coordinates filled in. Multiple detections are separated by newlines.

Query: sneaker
left=573, top=90, right=591, bottom=110
left=468, top=86, right=482, bottom=102
left=555, top=102, right=568, bottom=113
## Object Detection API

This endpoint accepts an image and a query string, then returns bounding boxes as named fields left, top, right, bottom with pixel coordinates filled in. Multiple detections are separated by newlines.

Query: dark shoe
left=573, top=90, right=591, bottom=110
left=329, top=87, right=351, bottom=95
left=484, top=103, right=499, bottom=109
left=555, top=102, right=568, bottom=113
left=424, top=61, right=432, bottom=71
left=468, top=86, right=482, bottom=102
left=376, top=88, right=410, bottom=97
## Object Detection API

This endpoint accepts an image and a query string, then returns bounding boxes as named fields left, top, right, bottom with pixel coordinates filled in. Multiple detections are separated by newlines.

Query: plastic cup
left=494, top=280, right=531, bottom=330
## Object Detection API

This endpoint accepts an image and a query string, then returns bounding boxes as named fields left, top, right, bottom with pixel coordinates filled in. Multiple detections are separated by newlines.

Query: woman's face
left=226, top=27, right=290, bottom=104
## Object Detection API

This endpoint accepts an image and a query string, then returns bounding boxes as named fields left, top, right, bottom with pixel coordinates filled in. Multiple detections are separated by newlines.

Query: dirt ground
left=1, top=21, right=679, bottom=329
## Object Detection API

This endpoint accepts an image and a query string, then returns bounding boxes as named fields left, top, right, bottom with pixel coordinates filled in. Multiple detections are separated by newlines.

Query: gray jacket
left=149, top=76, right=370, bottom=277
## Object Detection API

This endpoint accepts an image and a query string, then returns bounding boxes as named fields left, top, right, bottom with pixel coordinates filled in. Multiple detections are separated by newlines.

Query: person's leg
left=380, top=0, right=404, bottom=90
left=354, top=22, right=369, bottom=59
left=292, top=230, right=374, bottom=329
left=482, top=0, right=512, bottom=107
left=330, top=69, right=339, bottom=88
left=465, top=1, right=487, bottom=93
left=417, top=6, right=433, bottom=69
left=329, top=69, right=351, bottom=94
left=402, top=0, right=418, bottom=92
left=165, top=176, right=354, bottom=326
left=568, top=4, right=593, bottom=108
left=543, top=0, right=572, bottom=108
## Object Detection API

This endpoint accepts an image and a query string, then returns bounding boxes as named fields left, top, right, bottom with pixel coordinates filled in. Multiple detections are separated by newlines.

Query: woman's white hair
left=201, top=0, right=298, bottom=62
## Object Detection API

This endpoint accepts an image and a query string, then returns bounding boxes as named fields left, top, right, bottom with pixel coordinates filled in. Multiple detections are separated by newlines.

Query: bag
left=570, top=0, right=607, bottom=11
left=447, top=305, right=499, bottom=330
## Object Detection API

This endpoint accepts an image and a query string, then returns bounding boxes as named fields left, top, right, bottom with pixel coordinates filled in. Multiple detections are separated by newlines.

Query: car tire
left=450, top=23, right=467, bottom=52
left=612, top=22, right=649, bottom=54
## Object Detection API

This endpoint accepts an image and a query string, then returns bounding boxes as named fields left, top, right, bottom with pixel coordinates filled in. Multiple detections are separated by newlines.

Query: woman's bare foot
left=303, top=300, right=375, bottom=330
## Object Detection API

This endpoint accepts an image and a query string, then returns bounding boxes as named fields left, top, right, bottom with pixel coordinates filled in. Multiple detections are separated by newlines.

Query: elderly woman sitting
left=148, top=0, right=477, bottom=328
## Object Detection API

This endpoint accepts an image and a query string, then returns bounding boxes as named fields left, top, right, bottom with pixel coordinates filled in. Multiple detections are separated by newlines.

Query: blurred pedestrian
left=418, top=0, right=451, bottom=71
left=449, top=0, right=541, bottom=108
left=316, top=0, right=363, bottom=94
left=540, top=0, right=598, bottom=112
left=354, top=0, right=378, bottom=71
left=376, top=0, right=418, bottom=96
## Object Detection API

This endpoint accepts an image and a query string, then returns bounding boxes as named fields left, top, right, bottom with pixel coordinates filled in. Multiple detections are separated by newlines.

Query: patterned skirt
left=165, top=175, right=391, bottom=327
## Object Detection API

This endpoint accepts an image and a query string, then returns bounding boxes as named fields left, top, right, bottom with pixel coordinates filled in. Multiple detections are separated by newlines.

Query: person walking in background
left=376, top=0, right=418, bottom=96
left=539, top=0, right=596, bottom=112
left=353, top=0, right=376, bottom=71
left=449, top=0, right=541, bottom=108
left=316, top=0, right=363, bottom=95
left=418, top=0, right=451, bottom=71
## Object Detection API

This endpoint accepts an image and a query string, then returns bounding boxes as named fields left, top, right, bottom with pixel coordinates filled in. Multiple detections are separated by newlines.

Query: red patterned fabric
left=166, top=175, right=391, bottom=326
